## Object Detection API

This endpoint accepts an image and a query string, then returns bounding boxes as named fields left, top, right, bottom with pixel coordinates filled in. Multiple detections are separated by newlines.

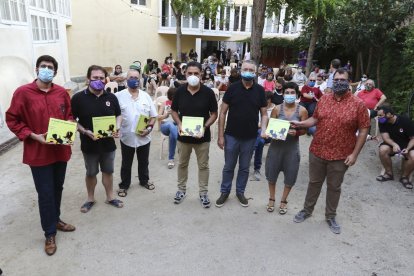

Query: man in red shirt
left=299, top=77, right=322, bottom=117
left=291, top=68, right=370, bottom=234
left=356, top=79, right=387, bottom=118
left=6, top=55, right=75, bottom=255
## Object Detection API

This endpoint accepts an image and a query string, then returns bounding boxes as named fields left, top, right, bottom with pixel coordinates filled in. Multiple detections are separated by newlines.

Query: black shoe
left=236, top=193, right=249, bottom=207
left=326, top=218, right=341, bottom=234
left=293, top=210, right=311, bottom=223
left=215, top=193, right=229, bottom=208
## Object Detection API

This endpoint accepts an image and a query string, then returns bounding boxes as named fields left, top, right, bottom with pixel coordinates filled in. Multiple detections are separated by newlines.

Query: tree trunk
left=171, top=6, right=182, bottom=61
left=250, top=0, right=267, bottom=67
left=376, top=48, right=382, bottom=89
left=305, top=18, right=323, bottom=77
left=366, top=47, right=373, bottom=75
left=355, top=52, right=360, bottom=80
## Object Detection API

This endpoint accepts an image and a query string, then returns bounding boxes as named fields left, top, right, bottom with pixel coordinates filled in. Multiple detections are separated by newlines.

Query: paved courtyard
left=0, top=132, right=413, bottom=275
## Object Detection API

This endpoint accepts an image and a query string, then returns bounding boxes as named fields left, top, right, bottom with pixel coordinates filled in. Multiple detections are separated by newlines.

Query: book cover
left=92, top=116, right=116, bottom=138
left=135, top=114, right=150, bottom=134
left=46, top=118, right=77, bottom=145
left=265, top=118, right=291, bottom=141
left=181, top=116, right=204, bottom=137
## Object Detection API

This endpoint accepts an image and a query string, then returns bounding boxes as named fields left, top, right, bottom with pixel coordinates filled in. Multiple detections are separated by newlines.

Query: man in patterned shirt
left=291, top=68, right=370, bottom=234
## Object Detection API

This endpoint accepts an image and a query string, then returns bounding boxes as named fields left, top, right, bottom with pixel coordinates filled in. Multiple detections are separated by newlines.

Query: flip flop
left=105, top=199, right=124, bottom=208
left=279, top=200, right=288, bottom=215
left=400, top=177, right=413, bottom=189
left=80, top=201, right=96, bottom=213
left=266, top=198, right=275, bottom=212
left=117, top=189, right=127, bottom=197
left=376, top=173, right=394, bottom=182
left=140, top=182, right=155, bottom=190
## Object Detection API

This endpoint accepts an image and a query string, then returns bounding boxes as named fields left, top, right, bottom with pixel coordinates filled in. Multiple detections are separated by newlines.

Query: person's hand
left=31, top=133, right=49, bottom=144
left=401, top=148, right=408, bottom=155
left=290, top=120, right=303, bottom=128
left=218, top=136, right=225, bottom=150
left=138, top=129, right=150, bottom=137
left=193, top=127, right=205, bottom=139
left=344, top=153, right=357, bottom=166
left=288, top=129, right=297, bottom=136
left=392, top=144, right=401, bottom=153
left=113, top=129, right=120, bottom=138
left=261, top=131, right=268, bottom=139
left=84, top=130, right=99, bottom=141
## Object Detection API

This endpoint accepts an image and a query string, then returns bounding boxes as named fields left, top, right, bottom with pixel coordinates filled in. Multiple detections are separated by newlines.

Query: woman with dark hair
left=283, top=67, right=293, bottom=81
left=109, top=65, right=126, bottom=92
left=147, top=60, right=161, bottom=95
left=202, top=66, right=215, bottom=88
left=158, top=88, right=179, bottom=169
left=228, top=68, right=241, bottom=84
left=264, top=82, right=308, bottom=215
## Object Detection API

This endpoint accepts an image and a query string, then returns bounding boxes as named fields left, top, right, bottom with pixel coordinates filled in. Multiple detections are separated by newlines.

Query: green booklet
left=46, top=118, right=77, bottom=145
left=265, top=118, right=291, bottom=141
left=134, top=114, right=150, bottom=134
left=92, top=116, right=116, bottom=138
left=181, top=116, right=204, bottom=137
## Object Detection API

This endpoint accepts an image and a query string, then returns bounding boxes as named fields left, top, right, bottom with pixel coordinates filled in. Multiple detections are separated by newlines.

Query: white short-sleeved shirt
left=116, top=89, right=158, bottom=147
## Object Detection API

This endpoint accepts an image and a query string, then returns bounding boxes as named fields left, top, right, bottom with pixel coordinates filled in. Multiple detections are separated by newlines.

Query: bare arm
left=374, top=95, right=387, bottom=110
left=291, top=116, right=318, bottom=129
left=205, top=112, right=218, bottom=128
left=259, top=107, right=268, bottom=136
left=171, top=110, right=181, bottom=132
left=380, top=132, right=401, bottom=153
left=217, top=102, right=229, bottom=149
left=402, top=137, right=414, bottom=153
left=345, top=127, right=369, bottom=166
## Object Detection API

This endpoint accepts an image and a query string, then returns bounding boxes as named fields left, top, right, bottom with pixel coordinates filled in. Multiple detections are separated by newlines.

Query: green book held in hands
left=46, top=118, right=77, bottom=145
left=265, top=118, right=291, bottom=141
left=92, top=116, right=116, bottom=138
left=135, top=114, right=150, bottom=134
left=181, top=116, right=204, bottom=137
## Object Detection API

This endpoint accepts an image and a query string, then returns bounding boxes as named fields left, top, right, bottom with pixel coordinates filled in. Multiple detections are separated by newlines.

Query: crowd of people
left=4, top=53, right=414, bottom=257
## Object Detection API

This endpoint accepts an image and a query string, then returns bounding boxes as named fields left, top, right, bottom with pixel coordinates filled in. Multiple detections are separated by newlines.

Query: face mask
left=241, top=71, right=255, bottom=81
left=267, top=77, right=273, bottom=81
left=261, top=73, right=267, bottom=78
left=89, top=79, right=105, bottom=91
left=378, top=117, right=388, bottom=124
left=127, top=79, right=139, bottom=89
left=284, top=94, right=296, bottom=104
left=38, top=68, right=54, bottom=83
left=308, top=81, right=316, bottom=87
left=317, top=80, right=322, bottom=85
left=298, top=69, right=302, bottom=74
left=275, top=88, right=282, bottom=94
left=332, top=80, right=349, bottom=95
left=365, top=84, right=373, bottom=91
left=187, top=75, right=200, bottom=86
left=361, top=77, right=367, bottom=82
left=206, top=71, right=211, bottom=74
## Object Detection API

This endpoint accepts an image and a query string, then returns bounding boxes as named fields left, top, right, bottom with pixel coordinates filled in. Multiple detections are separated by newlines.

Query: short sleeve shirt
left=310, top=92, right=370, bottom=160
left=379, top=115, right=414, bottom=149
left=300, top=86, right=322, bottom=103
left=116, top=89, right=158, bottom=148
left=71, top=89, right=121, bottom=153
left=357, top=88, right=384, bottom=110
left=171, top=84, right=218, bottom=144
left=223, top=82, right=267, bottom=139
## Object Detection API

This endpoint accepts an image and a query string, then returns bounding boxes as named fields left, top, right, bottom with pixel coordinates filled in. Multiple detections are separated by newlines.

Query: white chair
left=154, top=96, right=168, bottom=131
left=155, top=86, right=169, bottom=98
left=211, top=99, right=223, bottom=140
left=211, top=88, right=220, bottom=102
left=160, top=132, right=169, bottom=160
left=272, top=68, right=279, bottom=77
left=105, top=81, right=118, bottom=93
left=223, top=66, right=231, bottom=76
left=230, top=62, right=237, bottom=69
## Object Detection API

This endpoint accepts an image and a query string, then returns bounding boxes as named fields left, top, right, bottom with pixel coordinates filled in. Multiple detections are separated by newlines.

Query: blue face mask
left=308, top=81, right=316, bottom=87
left=38, top=67, right=54, bottom=83
left=284, top=94, right=296, bottom=104
left=241, top=71, right=255, bottom=81
left=127, top=79, right=139, bottom=89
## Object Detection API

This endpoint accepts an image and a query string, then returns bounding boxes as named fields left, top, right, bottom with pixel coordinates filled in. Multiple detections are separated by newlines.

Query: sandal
left=279, top=200, right=288, bottom=215
left=80, top=201, right=96, bottom=213
left=105, top=199, right=124, bottom=208
left=168, top=160, right=175, bottom=169
left=266, top=198, right=275, bottom=212
left=376, top=173, right=394, bottom=182
left=400, top=177, right=413, bottom=189
left=117, top=189, right=127, bottom=197
left=140, top=182, right=155, bottom=190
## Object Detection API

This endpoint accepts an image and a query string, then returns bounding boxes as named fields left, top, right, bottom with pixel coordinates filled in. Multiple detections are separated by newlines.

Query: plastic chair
left=105, top=82, right=118, bottom=93
left=230, top=63, right=237, bottom=69
left=223, top=66, right=231, bottom=76
left=211, top=88, right=220, bottom=101
left=155, top=86, right=169, bottom=98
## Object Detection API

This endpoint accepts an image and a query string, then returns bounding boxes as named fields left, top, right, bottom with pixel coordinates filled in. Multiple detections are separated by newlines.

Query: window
left=53, top=19, right=59, bottom=39
left=240, top=6, right=247, bottom=32
left=47, top=17, right=53, bottom=39
left=31, top=14, right=59, bottom=42
left=161, top=0, right=168, bottom=27
left=233, top=6, right=240, bottom=31
left=31, top=15, right=40, bottom=40
left=39, top=16, right=47, bottom=40
left=131, top=0, right=146, bottom=6
left=0, top=0, right=27, bottom=23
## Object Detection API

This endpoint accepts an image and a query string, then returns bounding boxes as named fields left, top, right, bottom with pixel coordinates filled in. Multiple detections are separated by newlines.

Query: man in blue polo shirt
left=216, top=60, right=268, bottom=207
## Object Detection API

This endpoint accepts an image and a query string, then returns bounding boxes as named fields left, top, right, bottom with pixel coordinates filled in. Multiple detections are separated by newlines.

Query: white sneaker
left=252, top=170, right=261, bottom=181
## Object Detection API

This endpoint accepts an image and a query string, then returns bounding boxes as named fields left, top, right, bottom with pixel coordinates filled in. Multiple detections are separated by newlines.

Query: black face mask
left=275, top=88, right=282, bottom=93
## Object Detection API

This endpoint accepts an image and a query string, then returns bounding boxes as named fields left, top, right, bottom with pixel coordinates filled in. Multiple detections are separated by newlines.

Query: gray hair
left=241, top=60, right=257, bottom=70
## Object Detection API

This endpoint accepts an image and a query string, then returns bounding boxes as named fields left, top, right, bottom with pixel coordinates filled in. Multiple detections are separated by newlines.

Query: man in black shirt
left=171, top=61, right=218, bottom=208
left=376, top=105, right=414, bottom=189
left=71, top=65, right=124, bottom=212
left=216, top=60, right=268, bottom=207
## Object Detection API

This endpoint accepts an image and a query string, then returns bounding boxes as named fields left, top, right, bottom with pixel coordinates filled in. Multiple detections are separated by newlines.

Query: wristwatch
left=146, top=126, right=153, bottom=132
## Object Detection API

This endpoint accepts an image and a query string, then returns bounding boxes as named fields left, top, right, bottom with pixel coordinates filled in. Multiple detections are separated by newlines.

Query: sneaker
left=174, top=191, right=186, bottom=204
left=252, top=170, right=261, bottom=181
left=167, top=160, right=175, bottom=169
left=293, top=210, right=311, bottom=223
left=236, top=193, right=249, bottom=207
left=215, top=193, right=229, bottom=208
left=326, top=218, right=341, bottom=234
left=200, top=194, right=211, bottom=208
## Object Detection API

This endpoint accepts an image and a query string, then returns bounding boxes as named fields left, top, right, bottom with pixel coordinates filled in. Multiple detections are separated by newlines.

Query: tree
left=170, top=0, right=226, bottom=61
left=250, top=0, right=267, bottom=66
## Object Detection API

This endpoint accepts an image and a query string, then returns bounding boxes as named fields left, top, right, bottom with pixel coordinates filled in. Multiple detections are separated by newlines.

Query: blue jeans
left=30, top=162, right=67, bottom=238
left=220, top=134, right=256, bottom=194
left=160, top=121, right=178, bottom=160
left=253, top=130, right=271, bottom=171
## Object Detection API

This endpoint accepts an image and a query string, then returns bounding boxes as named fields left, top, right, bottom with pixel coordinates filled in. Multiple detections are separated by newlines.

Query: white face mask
left=361, top=77, right=367, bottom=81
left=187, top=75, right=200, bottom=87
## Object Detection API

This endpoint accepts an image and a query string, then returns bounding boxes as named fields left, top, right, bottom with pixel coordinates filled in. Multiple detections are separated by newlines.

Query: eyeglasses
left=39, top=64, right=54, bottom=70
left=333, top=78, right=347, bottom=81
left=91, top=76, right=105, bottom=80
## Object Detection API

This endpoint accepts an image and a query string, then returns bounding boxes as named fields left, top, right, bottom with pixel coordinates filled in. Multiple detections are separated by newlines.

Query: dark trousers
left=299, top=101, right=317, bottom=117
left=119, top=141, right=150, bottom=189
left=30, top=162, right=67, bottom=238
left=303, top=152, right=348, bottom=219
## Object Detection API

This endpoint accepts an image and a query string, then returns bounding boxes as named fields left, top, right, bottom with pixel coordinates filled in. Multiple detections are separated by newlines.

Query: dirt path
left=0, top=133, right=413, bottom=275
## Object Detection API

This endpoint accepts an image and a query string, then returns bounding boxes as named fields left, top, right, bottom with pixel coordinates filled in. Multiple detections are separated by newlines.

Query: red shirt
left=6, top=81, right=73, bottom=166
left=310, top=92, right=370, bottom=160
left=263, top=80, right=275, bottom=92
left=357, top=88, right=384, bottom=110
left=300, top=85, right=322, bottom=103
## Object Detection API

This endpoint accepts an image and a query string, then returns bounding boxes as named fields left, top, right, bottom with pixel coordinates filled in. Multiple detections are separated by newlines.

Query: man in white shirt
left=315, top=73, right=327, bottom=93
left=244, top=51, right=251, bottom=61
left=116, top=69, right=158, bottom=197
